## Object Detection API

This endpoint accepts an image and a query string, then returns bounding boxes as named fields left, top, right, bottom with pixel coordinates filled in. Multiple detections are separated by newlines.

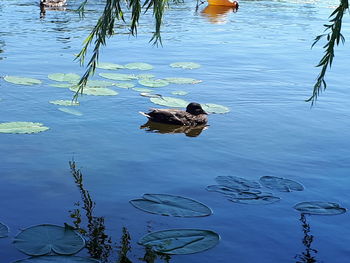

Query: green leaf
left=13, top=256, right=100, bottom=263
left=130, top=194, right=212, bottom=217
left=58, top=108, right=83, bottom=116
left=138, top=229, right=220, bottom=254
left=48, top=73, right=80, bottom=83
left=260, top=176, right=304, bottom=192
left=138, top=79, right=169, bottom=88
left=96, top=62, right=124, bottom=70
left=137, top=74, right=155, bottom=79
left=294, top=201, right=346, bottom=215
left=70, top=87, right=118, bottom=96
left=49, top=100, right=80, bottom=106
left=113, top=82, right=135, bottom=89
left=13, top=224, right=85, bottom=256
left=99, top=73, right=137, bottom=81
left=49, top=83, right=73, bottom=88
left=170, top=62, right=201, bottom=69
left=150, top=97, right=188, bottom=108
left=171, top=91, right=189, bottom=96
left=132, top=87, right=153, bottom=92
left=0, top=122, right=49, bottom=134
left=4, top=76, right=42, bottom=85
left=125, top=62, right=153, bottom=70
left=202, top=104, right=230, bottom=114
left=86, top=80, right=115, bottom=87
left=0, top=222, right=9, bottom=238
left=164, top=78, right=202, bottom=84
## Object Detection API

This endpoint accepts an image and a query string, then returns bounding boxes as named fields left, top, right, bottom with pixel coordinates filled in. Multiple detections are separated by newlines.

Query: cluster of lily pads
left=1, top=61, right=230, bottom=134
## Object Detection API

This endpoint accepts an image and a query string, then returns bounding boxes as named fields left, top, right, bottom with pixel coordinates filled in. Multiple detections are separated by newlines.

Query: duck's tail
left=139, top=111, right=151, bottom=119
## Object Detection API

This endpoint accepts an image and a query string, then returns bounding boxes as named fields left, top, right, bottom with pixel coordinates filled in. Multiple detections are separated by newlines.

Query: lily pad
left=13, top=224, right=85, bottom=256
left=138, top=229, right=219, bottom=254
left=4, top=76, right=42, bottom=85
left=215, top=176, right=260, bottom=191
left=96, top=62, right=124, bottom=70
left=132, top=87, right=152, bottom=93
left=202, top=103, right=230, bottom=114
left=260, top=176, right=304, bottom=192
left=13, top=256, right=100, bottom=263
left=48, top=73, right=80, bottom=83
left=206, top=185, right=262, bottom=196
left=49, top=100, right=79, bottom=106
left=164, top=78, right=202, bottom=84
left=130, top=194, right=212, bottom=217
left=137, top=74, right=155, bottom=79
left=150, top=97, right=188, bottom=108
left=171, top=91, right=188, bottom=96
left=99, top=73, right=136, bottom=81
left=138, top=79, right=169, bottom=88
left=125, top=62, right=153, bottom=70
left=294, top=201, right=346, bottom=215
left=170, top=62, right=201, bottom=69
left=0, top=222, right=9, bottom=237
left=87, top=80, right=115, bottom=87
left=140, top=93, right=162, bottom=98
left=49, top=83, right=73, bottom=88
left=58, top=108, right=83, bottom=116
left=228, top=195, right=281, bottom=205
left=0, top=122, right=49, bottom=134
left=113, top=82, right=135, bottom=89
left=70, top=87, right=118, bottom=96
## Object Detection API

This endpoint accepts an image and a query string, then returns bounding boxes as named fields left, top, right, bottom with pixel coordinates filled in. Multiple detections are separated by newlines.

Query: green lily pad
left=150, top=97, right=188, bottom=108
left=202, top=103, right=230, bottom=114
left=132, top=87, right=152, bottom=93
left=294, top=201, right=346, bottom=215
left=164, top=78, right=202, bottom=84
left=138, top=79, right=169, bottom=88
left=0, top=122, right=49, bottom=134
left=137, top=74, right=155, bottom=79
left=229, top=195, right=281, bottom=205
left=171, top=91, right=188, bottom=96
left=140, top=93, right=162, bottom=98
left=49, top=83, right=73, bottom=88
left=58, top=108, right=83, bottom=116
left=215, top=176, right=260, bottom=191
left=13, top=256, right=99, bottom=263
left=113, top=82, right=135, bottom=89
left=4, top=76, right=42, bottom=85
left=87, top=80, right=115, bottom=87
left=138, top=229, right=219, bottom=254
left=170, top=62, right=201, bottom=69
left=125, top=62, right=153, bottom=70
left=260, top=176, right=304, bottom=192
left=99, top=73, right=136, bottom=81
left=70, top=87, right=118, bottom=96
left=130, top=194, right=212, bottom=217
left=13, top=224, right=85, bottom=256
left=0, top=222, right=9, bottom=238
left=48, top=73, right=80, bottom=83
left=49, top=100, right=79, bottom=106
left=96, top=62, right=124, bottom=70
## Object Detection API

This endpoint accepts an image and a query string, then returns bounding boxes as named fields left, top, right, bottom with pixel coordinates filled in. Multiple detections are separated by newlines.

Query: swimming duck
left=140, top=102, right=208, bottom=126
left=40, top=0, right=66, bottom=7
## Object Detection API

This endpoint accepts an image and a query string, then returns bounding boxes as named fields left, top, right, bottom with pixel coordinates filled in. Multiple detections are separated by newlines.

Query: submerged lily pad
left=138, top=229, right=219, bottom=254
left=4, top=76, right=42, bottom=85
left=0, top=122, right=49, bottom=134
left=0, top=222, right=9, bottom=237
left=164, top=77, right=202, bottom=84
left=49, top=100, right=79, bottom=106
left=140, top=93, right=162, bottom=98
left=58, top=108, right=83, bottom=116
left=96, top=62, right=124, bottom=70
left=170, top=62, right=201, bottom=69
left=215, top=176, right=260, bottom=191
left=294, top=201, right=346, bottom=215
left=228, top=195, right=280, bottom=205
left=49, top=83, right=73, bottom=88
left=138, top=79, right=169, bottom=88
left=13, top=256, right=99, bottom=263
left=125, top=62, right=153, bottom=70
left=130, top=194, right=212, bottom=217
left=150, top=97, right=188, bottom=108
left=202, top=103, right=230, bottom=114
left=260, top=176, right=304, bottom=192
left=171, top=91, right=188, bottom=96
left=99, top=73, right=136, bottom=81
left=137, top=74, right=155, bottom=79
left=113, top=82, right=135, bottom=89
left=13, top=224, right=85, bottom=256
left=48, top=73, right=80, bottom=83
left=70, top=87, right=118, bottom=96
left=132, top=87, right=152, bottom=93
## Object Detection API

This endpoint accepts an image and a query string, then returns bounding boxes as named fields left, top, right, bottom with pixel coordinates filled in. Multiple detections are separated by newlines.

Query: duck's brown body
left=40, top=0, right=66, bottom=7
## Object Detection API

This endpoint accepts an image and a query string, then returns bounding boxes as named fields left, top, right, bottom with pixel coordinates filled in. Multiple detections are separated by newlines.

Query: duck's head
left=186, top=102, right=207, bottom=115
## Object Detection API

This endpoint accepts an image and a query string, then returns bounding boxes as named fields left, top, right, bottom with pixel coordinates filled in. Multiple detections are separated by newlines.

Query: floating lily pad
left=229, top=195, right=280, bottom=205
left=138, top=79, right=169, bottom=88
left=113, top=82, right=135, bottom=89
left=202, top=103, right=230, bottom=114
left=58, top=108, right=83, bottom=116
left=4, top=76, right=42, bottom=85
left=137, top=74, right=155, bottom=79
left=132, top=87, right=152, bottom=93
left=0, top=122, right=49, bottom=134
left=260, top=176, right=304, bottom=192
left=294, top=201, right=346, bottom=215
left=206, top=185, right=257, bottom=196
left=99, top=73, right=136, bottom=81
left=140, top=93, right=162, bottom=98
left=96, top=62, right=124, bottom=70
left=215, top=176, right=260, bottom=191
left=125, top=62, right=153, bottom=70
left=170, top=62, right=201, bottom=69
left=150, top=97, right=188, bottom=108
left=87, top=80, right=115, bottom=87
left=171, top=91, right=188, bottom=96
left=48, top=73, right=80, bottom=83
left=130, top=194, right=212, bottom=217
left=49, top=83, right=73, bottom=88
left=49, top=100, right=79, bottom=106
left=0, top=222, right=9, bottom=238
left=13, top=224, right=85, bottom=256
left=138, top=229, right=219, bottom=254
left=13, top=256, right=100, bottom=263
left=70, top=87, right=118, bottom=96
left=164, top=78, right=202, bottom=84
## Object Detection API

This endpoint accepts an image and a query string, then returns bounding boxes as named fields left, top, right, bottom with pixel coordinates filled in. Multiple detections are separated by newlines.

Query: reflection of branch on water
left=295, top=214, right=318, bottom=263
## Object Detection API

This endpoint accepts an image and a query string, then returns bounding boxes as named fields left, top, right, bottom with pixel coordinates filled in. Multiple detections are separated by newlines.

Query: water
left=1, top=0, right=350, bottom=262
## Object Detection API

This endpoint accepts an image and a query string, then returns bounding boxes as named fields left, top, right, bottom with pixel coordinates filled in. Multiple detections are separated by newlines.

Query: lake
left=1, top=0, right=350, bottom=262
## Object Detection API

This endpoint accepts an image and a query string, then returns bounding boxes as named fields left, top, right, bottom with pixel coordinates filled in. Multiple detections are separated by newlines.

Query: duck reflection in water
left=201, top=5, right=238, bottom=24
left=140, top=121, right=208, bottom=137
left=40, top=0, right=67, bottom=18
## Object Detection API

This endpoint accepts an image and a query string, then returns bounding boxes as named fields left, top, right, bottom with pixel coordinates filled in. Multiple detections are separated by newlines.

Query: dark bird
left=40, top=0, right=67, bottom=7
left=140, top=102, right=208, bottom=126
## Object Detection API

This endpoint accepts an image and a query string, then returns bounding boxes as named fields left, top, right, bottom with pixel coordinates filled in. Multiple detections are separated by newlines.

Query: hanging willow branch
left=307, top=0, right=349, bottom=104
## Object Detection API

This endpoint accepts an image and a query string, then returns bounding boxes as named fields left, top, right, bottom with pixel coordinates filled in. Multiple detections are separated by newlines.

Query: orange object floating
left=208, top=0, right=239, bottom=7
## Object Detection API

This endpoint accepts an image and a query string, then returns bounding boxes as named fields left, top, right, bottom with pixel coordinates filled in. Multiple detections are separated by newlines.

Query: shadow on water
left=295, top=214, right=318, bottom=263
left=201, top=5, right=238, bottom=24
left=140, top=121, right=208, bottom=137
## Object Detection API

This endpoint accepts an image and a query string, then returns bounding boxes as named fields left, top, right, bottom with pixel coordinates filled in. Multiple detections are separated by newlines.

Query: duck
left=140, top=102, right=208, bottom=126
left=40, top=0, right=67, bottom=7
